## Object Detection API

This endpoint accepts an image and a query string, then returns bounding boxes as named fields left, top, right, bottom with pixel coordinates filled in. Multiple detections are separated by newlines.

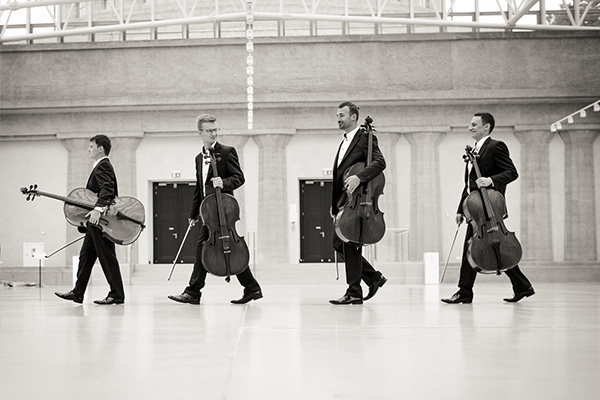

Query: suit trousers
left=333, top=233, right=382, bottom=298
left=74, top=224, right=125, bottom=300
left=184, top=226, right=260, bottom=298
left=458, top=223, right=532, bottom=296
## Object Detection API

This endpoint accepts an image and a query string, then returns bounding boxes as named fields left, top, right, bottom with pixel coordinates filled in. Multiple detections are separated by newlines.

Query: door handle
left=320, top=232, right=325, bottom=237
left=173, top=233, right=178, bottom=239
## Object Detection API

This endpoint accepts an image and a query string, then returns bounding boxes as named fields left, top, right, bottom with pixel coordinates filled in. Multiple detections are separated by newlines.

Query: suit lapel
left=467, top=138, right=492, bottom=186
left=477, top=137, right=491, bottom=158
left=338, top=129, right=363, bottom=169
left=203, top=142, right=222, bottom=181
left=333, top=141, right=344, bottom=171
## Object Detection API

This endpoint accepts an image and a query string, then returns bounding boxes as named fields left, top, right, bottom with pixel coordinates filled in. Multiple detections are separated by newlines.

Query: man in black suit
left=168, top=114, right=262, bottom=305
left=442, top=112, right=535, bottom=304
left=55, top=135, right=125, bottom=305
left=329, top=101, right=388, bottom=305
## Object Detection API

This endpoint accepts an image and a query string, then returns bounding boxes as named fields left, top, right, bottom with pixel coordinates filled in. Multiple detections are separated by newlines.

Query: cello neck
left=208, top=151, right=230, bottom=236
left=363, top=116, right=374, bottom=165
left=21, top=187, right=95, bottom=211
left=466, top=147, right=498, bottom=224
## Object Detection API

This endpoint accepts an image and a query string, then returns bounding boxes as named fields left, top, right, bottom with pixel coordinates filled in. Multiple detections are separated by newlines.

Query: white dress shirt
left=201, top=146, right=214, bottom=196
left=337, top=127, right=359, bottom=166
left=469, top=135, right=490, bottom=175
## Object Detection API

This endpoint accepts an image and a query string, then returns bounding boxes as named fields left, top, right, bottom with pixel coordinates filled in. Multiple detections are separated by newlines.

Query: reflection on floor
left=1, top=277, right=598, bottom=400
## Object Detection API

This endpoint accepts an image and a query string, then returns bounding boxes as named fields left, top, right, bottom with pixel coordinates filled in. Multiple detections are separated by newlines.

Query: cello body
left=463, top=189, right=522, bottom=273
left=21, top=185, right=145, bottom=246
left=462, top=145, right=522, bottom=274
left=334, top=162, right=386, bottom=244
left=199, top=193, right=249, bottom=277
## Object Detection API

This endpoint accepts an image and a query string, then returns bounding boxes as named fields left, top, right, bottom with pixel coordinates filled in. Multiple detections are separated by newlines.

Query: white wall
left=0, top=140, right=68, bottom=267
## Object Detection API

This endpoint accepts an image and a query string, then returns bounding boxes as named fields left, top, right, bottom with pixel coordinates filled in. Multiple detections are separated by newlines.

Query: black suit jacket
left=332, top=127, right=386, bottom=216
left=86, top=158, right=118, bottom=208
left=457, top=137, right=518, bottom=215
left=189, top=142, right=245, bottom=220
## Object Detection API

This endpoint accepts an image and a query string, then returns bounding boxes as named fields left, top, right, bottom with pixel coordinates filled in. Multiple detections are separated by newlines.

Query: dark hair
left=197, top=114, right=217, bottom=131
left=338, top=101, right=360, bottom=119
left=90, top=135, right=112, bottom=155
left=474, top=112, right=495, bottom=133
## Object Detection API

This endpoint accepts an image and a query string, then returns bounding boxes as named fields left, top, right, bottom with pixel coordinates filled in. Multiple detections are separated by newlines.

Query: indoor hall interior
left=0, top=264, right=598, bottom=400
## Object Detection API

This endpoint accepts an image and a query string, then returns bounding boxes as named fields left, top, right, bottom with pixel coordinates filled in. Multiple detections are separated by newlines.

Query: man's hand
left=86, top=209, right=102, bottom=225
left=188, top=218, right=198, bottom=227
left=475, top=177, right=493, bottom=188
left=344, top=175, right=361, bottom=194
left=455, top=213, right=465, bottom=226
left=212, top=177, right=224, bottom=189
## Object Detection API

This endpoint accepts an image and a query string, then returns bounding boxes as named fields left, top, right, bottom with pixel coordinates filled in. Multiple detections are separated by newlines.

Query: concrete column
left=404, top=128, right=446, bottom=261
left=110, top=136, right=143, bottom=269
left=558, top=126, right=600, bottom=262
left=59, top=137, right=95, bottom=264
left=218, top=134, right=250, bottom=234
left=513, top=127, right=554, bottom=261
left=61, top=138, right=93, bottom=195
left=252, top=133, right=293, bottom=263
left=109, top=136, right=143, bottom=198
left=374, top=132, right=401, bottom=262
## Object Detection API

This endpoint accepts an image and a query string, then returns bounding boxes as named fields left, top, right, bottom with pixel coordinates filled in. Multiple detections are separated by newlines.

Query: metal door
left=153, top=182, right=199, bottom=264
left=299, top=180, right=335, bottom=262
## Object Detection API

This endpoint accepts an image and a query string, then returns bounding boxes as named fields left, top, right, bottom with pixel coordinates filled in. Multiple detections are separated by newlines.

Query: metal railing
left=1, top=0, right=599, bottom=44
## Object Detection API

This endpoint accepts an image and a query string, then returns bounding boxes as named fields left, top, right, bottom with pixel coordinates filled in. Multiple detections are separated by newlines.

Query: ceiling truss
left=1, top=0, right=599, bottom=44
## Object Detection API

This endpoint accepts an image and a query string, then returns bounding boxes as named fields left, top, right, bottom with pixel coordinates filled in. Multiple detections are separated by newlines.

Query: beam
left=507, top=0, right=542, bottom=27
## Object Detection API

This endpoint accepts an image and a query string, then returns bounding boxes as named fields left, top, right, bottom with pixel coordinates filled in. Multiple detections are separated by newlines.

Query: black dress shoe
left=231, top=291, right=263, bottom=304
left=503, top=287, right=535, bottom=303
left=168, top=293, right=200, bottom=305
left=329, top=295, right=363, bottom=305
left=441, top=292, right=473, bottom=304
left=55, top=290, right=83, bottom=304
left=93, top=296, right=124, bottom=305
left=364, top=275, right=387, bottom=301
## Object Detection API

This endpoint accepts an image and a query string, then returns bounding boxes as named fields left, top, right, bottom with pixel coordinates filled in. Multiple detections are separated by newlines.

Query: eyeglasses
left=200, top=128, right=221, bottom=134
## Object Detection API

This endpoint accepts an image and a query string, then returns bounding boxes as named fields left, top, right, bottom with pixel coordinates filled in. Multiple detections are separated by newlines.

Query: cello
left=20, top=184, right=145, bottom=246
left=462, top=145, right=522, bottom=274
left=334, top=116, right=386, bottom=245
left=199, top=149, right=249, bottom=281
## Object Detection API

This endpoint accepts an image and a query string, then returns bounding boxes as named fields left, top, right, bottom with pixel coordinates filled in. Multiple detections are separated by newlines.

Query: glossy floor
left=0, top=279, right=598, bottom=400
